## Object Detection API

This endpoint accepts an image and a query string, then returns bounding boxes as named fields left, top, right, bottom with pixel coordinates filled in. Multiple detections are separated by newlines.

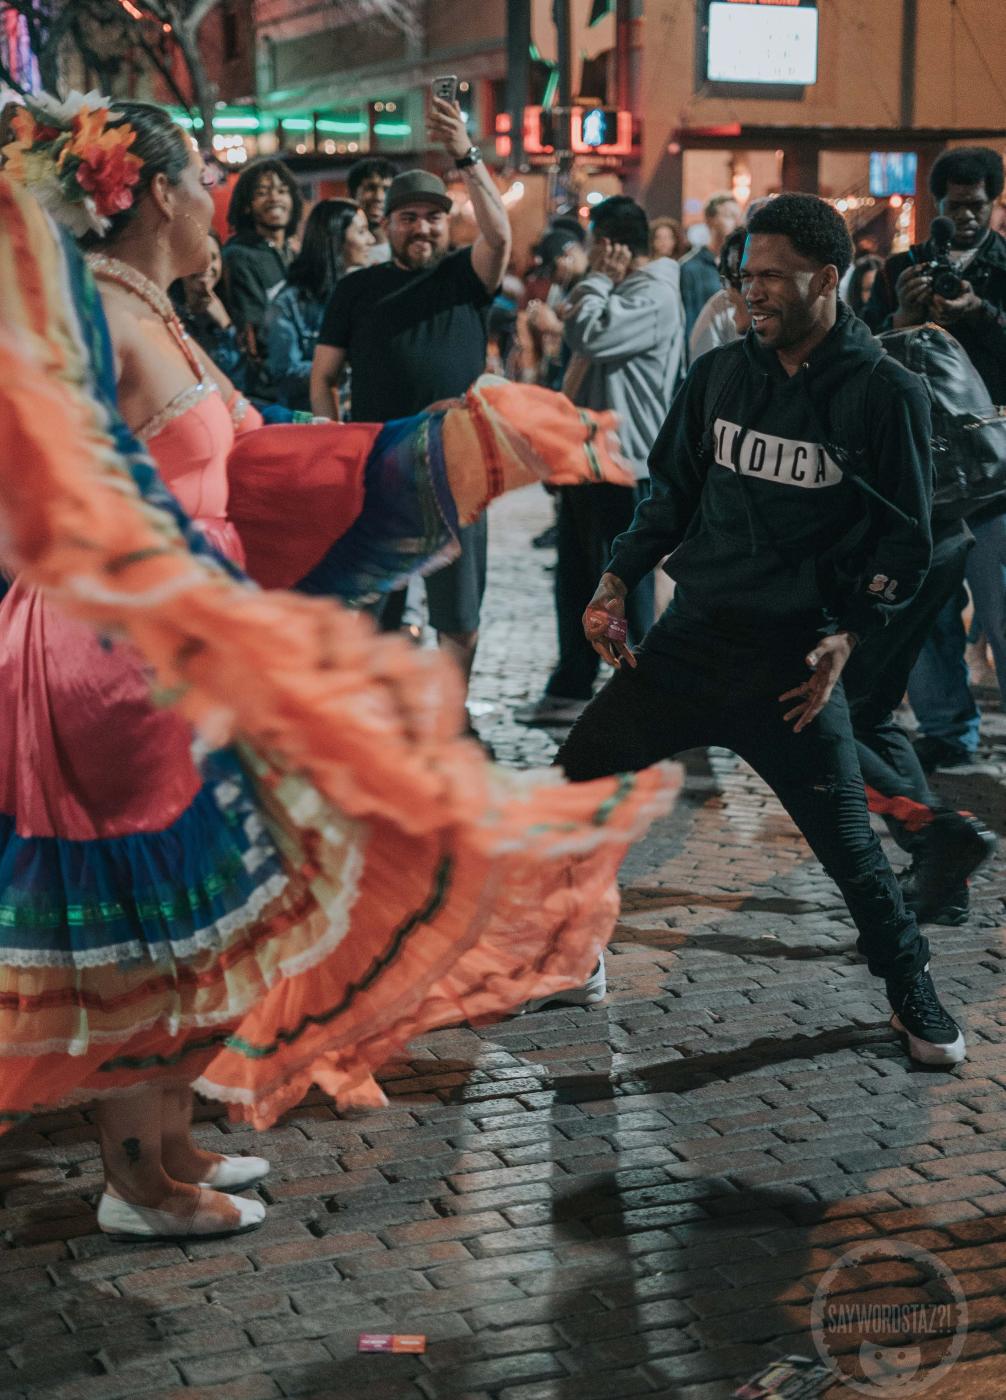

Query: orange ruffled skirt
left=0, top=178, right=680, bottom=1130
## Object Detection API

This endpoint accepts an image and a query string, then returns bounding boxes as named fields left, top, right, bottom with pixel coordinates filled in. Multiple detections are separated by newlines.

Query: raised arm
left=428, top=96, right=511, bottom=294
left=563, top=259, right=681, bottom=362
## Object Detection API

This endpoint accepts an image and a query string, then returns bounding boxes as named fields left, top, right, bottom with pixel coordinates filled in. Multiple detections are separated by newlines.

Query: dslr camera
left=918, top=216, right=965, bottom=300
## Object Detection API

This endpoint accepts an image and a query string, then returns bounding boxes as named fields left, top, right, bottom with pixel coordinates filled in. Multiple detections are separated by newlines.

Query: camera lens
left=932, top=268, right=963, bottom=299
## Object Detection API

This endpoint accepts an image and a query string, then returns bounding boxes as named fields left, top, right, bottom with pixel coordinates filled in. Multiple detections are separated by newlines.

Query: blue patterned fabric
left=297, top=412, right=459, bottom=602
left=0, top=752, right=286, bottom=966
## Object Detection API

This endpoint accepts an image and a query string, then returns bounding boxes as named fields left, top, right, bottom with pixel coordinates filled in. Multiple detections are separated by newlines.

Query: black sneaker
left=887, top=968, right=966, bottom=1066
left=899, top=812, right=997, bottom=925
left=912, top=736, right=974, bottom=772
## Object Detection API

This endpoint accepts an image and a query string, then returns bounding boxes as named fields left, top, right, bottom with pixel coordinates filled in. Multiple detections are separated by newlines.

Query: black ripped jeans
left=556, top=612, right=929, bottom=988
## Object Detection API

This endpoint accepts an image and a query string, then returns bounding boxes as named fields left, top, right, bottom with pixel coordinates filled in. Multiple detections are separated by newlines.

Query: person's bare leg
left=96, top=1087, right=185, bottom=1208
left=160, top=1084, right=227, bottom=1184
left=438, top=629, right=478, bottom=692
left=95, top=1088, right=243, bottom=1226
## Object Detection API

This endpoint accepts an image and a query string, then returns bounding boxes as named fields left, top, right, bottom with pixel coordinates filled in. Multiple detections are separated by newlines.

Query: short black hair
left=590, top=195, right=649, bottom=257
left=550, top=214, right=586, bottom=244
left=747, top=193, right=853, bottom=276
left=704, top=192, right=737, bottom=222
left=227, top=157, right=303, bottom=236
left=930, top=146, right=1004, bottom=202
left=347, top=157, right=398, bottom=197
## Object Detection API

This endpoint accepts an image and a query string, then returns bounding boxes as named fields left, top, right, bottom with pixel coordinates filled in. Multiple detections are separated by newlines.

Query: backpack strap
left=817, top=353, right=922, bottom=530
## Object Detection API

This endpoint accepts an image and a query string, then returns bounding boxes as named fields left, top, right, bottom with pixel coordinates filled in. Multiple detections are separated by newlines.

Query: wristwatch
left=456, top=145, right=482, bottom=169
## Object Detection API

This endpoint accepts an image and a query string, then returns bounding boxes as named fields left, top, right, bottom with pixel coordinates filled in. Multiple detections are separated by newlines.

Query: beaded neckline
left=86, top=254, right=177, bottom=323
left=87, top=253, right=204, bottom=383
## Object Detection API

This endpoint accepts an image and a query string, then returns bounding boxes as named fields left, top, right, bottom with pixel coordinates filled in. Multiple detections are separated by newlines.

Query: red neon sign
left=523, top=107, right=634, bottom=157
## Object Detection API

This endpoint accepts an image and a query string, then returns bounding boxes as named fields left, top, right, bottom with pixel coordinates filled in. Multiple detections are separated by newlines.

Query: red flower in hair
left=74, top=143, right=142, bottom=217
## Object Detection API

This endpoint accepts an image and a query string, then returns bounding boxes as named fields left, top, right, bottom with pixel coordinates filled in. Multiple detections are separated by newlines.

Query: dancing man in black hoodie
left=558, top=194, right=964, bottom=1067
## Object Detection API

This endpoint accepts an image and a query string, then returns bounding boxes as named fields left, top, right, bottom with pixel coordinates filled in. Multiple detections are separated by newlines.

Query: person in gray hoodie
left=516, top=196, right=684, bottom=730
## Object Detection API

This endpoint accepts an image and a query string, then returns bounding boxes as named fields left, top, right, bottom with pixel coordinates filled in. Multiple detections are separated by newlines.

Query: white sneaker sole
left=890, top=1013, right=967, bottom=1066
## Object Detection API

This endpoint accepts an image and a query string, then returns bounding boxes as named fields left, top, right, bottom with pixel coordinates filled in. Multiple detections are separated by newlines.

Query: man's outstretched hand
left=779, top=632, right=857, bottom=732
left=583, top=572, right=636, bottom=670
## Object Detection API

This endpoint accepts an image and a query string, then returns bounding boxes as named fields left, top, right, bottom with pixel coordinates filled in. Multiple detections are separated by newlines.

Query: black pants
left=556, top=632, right=929, bottom=987
left=546, top=482, right=655, bottom=700
left=845, top=522, right=972, bottom=853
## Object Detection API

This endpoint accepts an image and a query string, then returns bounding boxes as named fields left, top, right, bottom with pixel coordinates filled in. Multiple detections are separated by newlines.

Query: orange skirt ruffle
left=0, top=178, right=680, bottom=1129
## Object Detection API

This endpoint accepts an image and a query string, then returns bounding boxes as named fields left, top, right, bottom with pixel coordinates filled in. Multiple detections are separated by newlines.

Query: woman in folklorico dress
left=0, top=98, right=679, bottom=1242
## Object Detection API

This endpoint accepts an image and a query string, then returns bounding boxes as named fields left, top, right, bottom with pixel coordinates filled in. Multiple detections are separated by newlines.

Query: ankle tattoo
left=122, top=1137, right=142, bottom=1165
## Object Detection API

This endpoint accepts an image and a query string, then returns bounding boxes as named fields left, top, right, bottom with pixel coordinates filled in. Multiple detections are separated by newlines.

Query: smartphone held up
left=431, top=75, right=458, bottom=106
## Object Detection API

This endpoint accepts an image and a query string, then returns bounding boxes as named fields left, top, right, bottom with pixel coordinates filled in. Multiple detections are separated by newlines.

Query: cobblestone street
left=2, top=486, right=1006, bottom=1399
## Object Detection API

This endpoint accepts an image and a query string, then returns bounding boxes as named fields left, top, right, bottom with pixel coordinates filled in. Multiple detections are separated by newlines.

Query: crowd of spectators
left=189, top=147, right=1004, bottom=776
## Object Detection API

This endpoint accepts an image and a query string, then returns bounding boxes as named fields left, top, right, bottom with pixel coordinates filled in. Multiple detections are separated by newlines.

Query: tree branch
left=185, top=0, right=224, bottom=35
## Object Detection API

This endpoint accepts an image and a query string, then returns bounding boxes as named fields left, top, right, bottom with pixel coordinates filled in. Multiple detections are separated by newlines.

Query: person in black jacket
left=556, top=194, right=965, bottom=1068
left=865, top=146, right=1006, bottom=773
left=864, top=146, right=1006, bottom=400
left=222, top=158, right=303, bottom=394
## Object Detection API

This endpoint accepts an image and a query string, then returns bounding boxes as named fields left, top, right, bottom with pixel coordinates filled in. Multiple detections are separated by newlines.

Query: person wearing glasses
left=688, top=225, right=751, bottom=361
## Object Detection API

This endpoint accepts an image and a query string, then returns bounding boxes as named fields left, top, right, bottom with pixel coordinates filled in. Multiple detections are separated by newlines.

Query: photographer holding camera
left=865, top=146, right=1006, bottom=772
left=865, top=147, right=1006, bottom=401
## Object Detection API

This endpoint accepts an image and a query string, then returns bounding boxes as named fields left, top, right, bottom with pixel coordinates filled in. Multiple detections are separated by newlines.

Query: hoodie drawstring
left=727, top=374, right=776, bottom=556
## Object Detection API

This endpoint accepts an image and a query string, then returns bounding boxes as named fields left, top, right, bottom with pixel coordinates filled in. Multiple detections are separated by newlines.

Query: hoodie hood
left=608, top=302, right=933, bottom=640
left=743, top=300, right=887, bottom=397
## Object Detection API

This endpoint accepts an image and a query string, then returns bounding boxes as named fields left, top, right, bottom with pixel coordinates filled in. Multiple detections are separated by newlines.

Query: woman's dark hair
left=78, top=101, right=190, bottom=250
left=747, top=193, right=853, bottom=276
left=285, top=198, right=361, bottom=303
left=847, top=254, right=883, bottom=315
left=718, top=226, right=748, bottom=286
left=227, top=157, right=303, bottom=237
left=930, top=146, right=1005, bottom=202
left=590, top=195, right=650, bottom=257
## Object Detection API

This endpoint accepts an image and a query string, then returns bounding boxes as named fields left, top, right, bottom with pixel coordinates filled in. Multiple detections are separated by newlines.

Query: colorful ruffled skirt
left=0, top=177, right=680, bottom=1131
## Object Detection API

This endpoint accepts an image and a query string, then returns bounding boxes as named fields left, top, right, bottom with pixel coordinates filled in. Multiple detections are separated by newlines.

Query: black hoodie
left=608, top=305, right=933, bottom=643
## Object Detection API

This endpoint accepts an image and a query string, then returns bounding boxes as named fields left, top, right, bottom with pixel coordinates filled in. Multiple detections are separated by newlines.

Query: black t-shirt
left=318, top=247, right=491, bottom=421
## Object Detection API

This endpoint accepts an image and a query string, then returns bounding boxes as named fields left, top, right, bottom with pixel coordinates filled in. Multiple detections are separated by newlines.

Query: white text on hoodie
left=713, top=419, right=844, bottom=490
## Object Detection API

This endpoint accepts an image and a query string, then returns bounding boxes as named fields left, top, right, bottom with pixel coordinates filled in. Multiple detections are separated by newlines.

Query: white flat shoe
left=198, top=1154, right=270, bottom=1192
left=97, top=1189, right=266, bottom=1241
left=518, top=957, right=607, bottom=1014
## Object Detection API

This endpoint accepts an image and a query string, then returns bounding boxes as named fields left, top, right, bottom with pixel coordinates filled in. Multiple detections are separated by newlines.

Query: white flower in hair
left=32, top=89, right=121, bottom=124
left=2, top=89, right=142, bottom=238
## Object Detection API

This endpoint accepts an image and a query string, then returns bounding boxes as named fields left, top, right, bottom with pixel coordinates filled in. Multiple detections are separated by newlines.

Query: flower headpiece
left=2, top=90, right=142, bottom=238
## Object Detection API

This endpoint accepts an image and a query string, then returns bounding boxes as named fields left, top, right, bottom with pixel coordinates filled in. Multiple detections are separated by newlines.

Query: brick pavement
left=1, top=487, right=1005, bottom=1399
